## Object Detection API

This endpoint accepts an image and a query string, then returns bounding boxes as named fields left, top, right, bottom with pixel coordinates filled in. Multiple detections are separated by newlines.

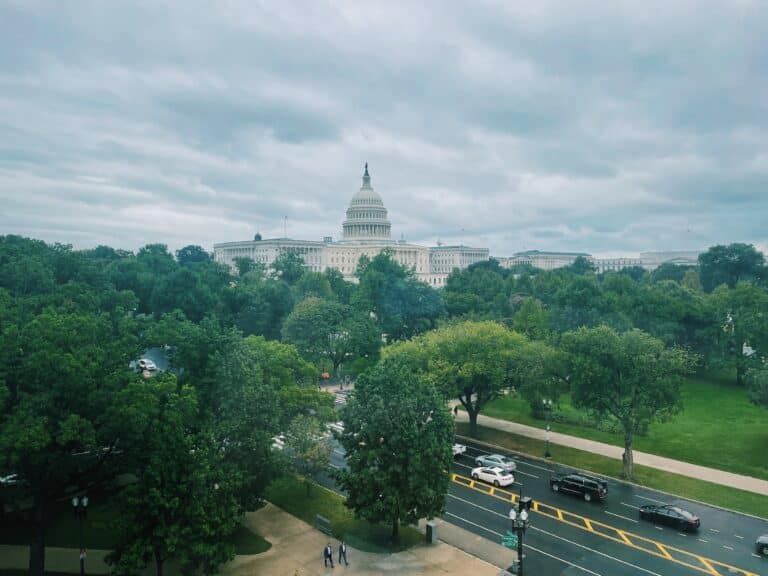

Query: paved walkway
left=0, top=504, right=510, bottom=575
left=455, top=410, right=768, bottom=496
left=224, top=503, right=508, bottom=576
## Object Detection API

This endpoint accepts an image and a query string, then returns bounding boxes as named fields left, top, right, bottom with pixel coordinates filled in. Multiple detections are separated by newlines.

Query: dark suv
left=550, top=473, right=608, bottom=502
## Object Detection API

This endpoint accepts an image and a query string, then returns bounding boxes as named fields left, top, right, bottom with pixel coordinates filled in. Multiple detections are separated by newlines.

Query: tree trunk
left=736, top=364, right=745, bottom=387
left=468, top=408, right=479, bottom=437
left=622, top=434, right=634, bottom=480
left=154, top=549, right=164, bottom=576
left=391, top=517, right=399, bottom=541
left=29, top=488, right=47, bottom=576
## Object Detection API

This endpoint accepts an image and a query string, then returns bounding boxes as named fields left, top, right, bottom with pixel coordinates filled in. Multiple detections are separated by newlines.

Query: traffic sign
left=501, top=531, right=518, bottom=548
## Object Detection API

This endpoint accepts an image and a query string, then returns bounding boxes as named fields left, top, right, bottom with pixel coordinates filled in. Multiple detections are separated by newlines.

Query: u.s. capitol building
left=213, top=164, right=490, bottom=287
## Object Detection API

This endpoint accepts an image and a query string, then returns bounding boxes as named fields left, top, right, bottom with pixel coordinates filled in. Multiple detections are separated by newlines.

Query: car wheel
left=583, top=492, right=592, bottom=502
left=472, top=473, right=479, bottom=480
left=493, top=480, right=500, bottom=487
left=552, top=483, right=559, bottom=492
left=760, top=544, right=768, bottom=556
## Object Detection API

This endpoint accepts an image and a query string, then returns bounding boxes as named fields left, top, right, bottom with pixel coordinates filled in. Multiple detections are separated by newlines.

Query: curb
left=455, top=433, right=768, bottom=522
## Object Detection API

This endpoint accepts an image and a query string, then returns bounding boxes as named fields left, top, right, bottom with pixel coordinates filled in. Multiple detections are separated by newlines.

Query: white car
left=452, top=443, right=467, bottom=458
left=471, top=466, right=515, bottom=487
left=138, top=358, right=157, bottom=371
left=474, top=453, right=517, bottom=473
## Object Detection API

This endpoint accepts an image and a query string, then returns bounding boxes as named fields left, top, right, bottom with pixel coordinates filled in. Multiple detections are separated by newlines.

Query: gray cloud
left=0, top=0, right=766, bottom=259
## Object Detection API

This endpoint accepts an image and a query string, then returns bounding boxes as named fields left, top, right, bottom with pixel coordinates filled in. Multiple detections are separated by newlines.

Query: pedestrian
left=324, top=542, right=334, bottom=568
left=338, top=540, right=349, bottom=566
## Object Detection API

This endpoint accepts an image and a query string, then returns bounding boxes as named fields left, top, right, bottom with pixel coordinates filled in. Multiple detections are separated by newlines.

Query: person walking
left=324, top=542, right=334, bottom=568
left=338, top=540, right=349, bottom=566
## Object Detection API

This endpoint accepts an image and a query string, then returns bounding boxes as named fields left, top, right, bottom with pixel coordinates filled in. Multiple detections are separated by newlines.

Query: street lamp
left=542, top=398, right=553, bottom=459
left=508, top=495, right=532, bottom=575
left=72, top=494, right=88, bottom=576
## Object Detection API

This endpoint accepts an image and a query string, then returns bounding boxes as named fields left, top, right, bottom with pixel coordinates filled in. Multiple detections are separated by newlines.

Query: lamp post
left=542, top=398, right=552, bottom=458
left=72, top=495, right=88, bottom=576
left=508, top=495, right=532, bottom=575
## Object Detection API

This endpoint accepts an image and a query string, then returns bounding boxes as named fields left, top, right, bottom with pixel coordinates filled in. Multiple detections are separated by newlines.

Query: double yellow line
left=451, top=473, right=758, bottom=576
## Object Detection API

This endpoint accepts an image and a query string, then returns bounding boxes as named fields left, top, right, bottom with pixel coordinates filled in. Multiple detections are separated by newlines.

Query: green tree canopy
left=416, top=321, right=528, bottom=435
left=561, top=326, right=696, bottom=479
left=334, top=360, right=453, bottom=540
left=282, top=297, right=379, bottom=374
left=698, top=243, right=766, bottom=292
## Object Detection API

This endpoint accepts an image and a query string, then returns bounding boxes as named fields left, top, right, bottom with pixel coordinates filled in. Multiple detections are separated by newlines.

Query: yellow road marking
left=655, top=542, right=673, bottom=560
left=451, top=473, right=758, bottom=576
left=698, top=557, right=722, bottom=576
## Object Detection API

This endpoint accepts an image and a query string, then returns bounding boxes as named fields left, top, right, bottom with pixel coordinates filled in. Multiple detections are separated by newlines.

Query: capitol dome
left=342, top=163, right=392, bottom=242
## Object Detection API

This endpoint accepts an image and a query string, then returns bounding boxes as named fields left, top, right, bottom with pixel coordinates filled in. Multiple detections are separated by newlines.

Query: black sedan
left=639, top=504, right=700, bottom=531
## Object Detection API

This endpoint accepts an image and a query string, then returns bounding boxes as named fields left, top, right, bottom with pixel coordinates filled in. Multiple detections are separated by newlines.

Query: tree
left=175, top=245, right=212, bottom=266
left=271, top=250, right=306, bottom=285
left=418, top=321, right=527, bottom=436
left=284, top=415, right=332, bottom=497
left=293, top=271, right=334, bottom=301
left=698, top=243, right=766, bottom=292
left=511, top=297, right=550, bottom=341
left=443, top=261, right=510, bottom=319
left=0, top=306, right=138, bottom=576
left=568, top=256, right=596, bottom=275
left=353, top=251, right=444, bottom=341
left=561, top=326, right=696, bottom=479
left=650, top=263, right=693, bottom=284
left=107, top=378, right=240, bottom=576
left=745, top=367, right=768, bottom=408
left=550, top=275, right=606, bottom=332
left=512, top=341, right=568, bottom=417
left=334, top=360, right=453, bottom=540
left=706, top=282, right=768, bottom=385
left=282, top=297, right=379, bottom=375
left=233, top=257, right=265, bottom=278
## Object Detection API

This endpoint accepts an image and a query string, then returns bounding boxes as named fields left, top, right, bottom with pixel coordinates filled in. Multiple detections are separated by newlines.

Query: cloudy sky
left=1, top=1, right=766, bottom=258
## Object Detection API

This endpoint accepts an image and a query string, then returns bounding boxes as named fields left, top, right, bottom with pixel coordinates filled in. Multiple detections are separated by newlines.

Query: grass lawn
left=265, top=475, right=423, bottom=553
left=0, top=492, right=270, bottom=556
left=457, top=422, right=768, bottom=520
left=482, top=372, right=768, bottom=480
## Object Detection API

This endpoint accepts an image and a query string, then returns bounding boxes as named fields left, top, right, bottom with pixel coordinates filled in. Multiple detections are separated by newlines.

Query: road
left=322, top=433, right=767, bottom=576
left=451, top=439, right=767, bottom=576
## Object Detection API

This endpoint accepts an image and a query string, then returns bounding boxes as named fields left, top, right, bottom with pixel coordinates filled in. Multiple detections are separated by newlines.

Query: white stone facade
left=213, top=165, right=489, bottom=284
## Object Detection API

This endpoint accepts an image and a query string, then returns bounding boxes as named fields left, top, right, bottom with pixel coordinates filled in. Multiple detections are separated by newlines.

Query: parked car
left=452, top=443, right=467, bottom=458
left=138, top=358, right=157, bottom=371
left=474, top=453, right=516, bottom=473
left=756, top=534, right=768, bottom=556
left=639, top=504, right=700, bottom=531
left=471, top=466, right=515, bottom=487
left=550, top=472, right=608, bottom=502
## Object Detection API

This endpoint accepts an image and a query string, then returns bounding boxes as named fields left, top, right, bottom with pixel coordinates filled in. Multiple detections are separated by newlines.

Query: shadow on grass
left=265, top=475, right=423, bottom=553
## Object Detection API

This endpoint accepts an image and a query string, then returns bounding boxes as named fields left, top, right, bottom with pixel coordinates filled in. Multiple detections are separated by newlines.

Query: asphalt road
left=322, top=428, right=767, bottom=576
left=452, top=439, right=768, bottom=576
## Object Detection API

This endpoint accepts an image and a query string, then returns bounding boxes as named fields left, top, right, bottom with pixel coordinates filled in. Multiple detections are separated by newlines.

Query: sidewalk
left=0, top=504, right=510, bottom=575
left=455, top=410, right=768, bottom=497
left=223, top=502, right=508, bottom=576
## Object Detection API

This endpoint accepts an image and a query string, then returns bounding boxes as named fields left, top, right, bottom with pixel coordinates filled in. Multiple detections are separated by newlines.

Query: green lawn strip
left=265, top=475, right=423, bottom=553
left=0, top=497, right=269, bottom=556
left=457, top=423, right=768, bottom=520
left=481, top=374, right=768, bottom=480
